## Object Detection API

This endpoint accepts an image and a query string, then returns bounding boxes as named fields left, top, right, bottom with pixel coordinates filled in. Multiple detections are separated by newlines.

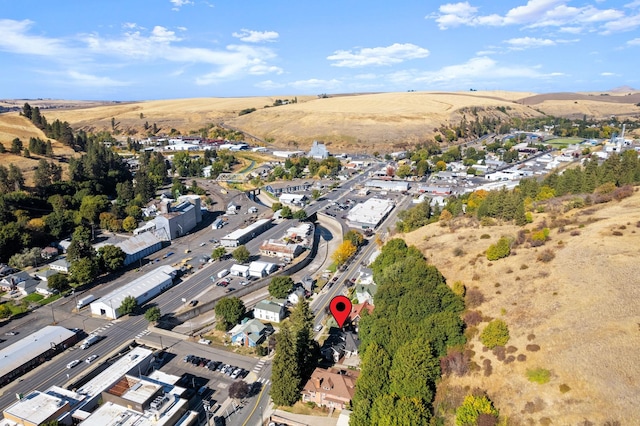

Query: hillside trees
left=352, top=238, right=465, bottom=425
left=214, top=297, right=246, bottom=330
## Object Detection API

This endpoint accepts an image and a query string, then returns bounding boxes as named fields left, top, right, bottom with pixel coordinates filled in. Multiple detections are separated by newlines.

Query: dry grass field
left=401, top=190, right=640, bottom=424
left=5, top=90, right=638, bottom=153
left=0, top=114, right=77, bottom=184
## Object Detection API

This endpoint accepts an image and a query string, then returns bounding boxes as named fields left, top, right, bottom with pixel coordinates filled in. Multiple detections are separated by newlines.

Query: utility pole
left=51, top=304, right=56, bottom=325
left=203, top=401, right=211, bottom=426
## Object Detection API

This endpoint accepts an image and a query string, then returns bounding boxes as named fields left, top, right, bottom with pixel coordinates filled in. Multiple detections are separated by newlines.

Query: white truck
left=80, top=335, right=100, bottom=350
left=76, top=294, right=97, bottom=310
left=217, top=269, right=229, bottom=279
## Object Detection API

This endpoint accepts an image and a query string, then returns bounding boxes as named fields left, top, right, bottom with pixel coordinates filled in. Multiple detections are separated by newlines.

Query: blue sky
left=1, top=0, right=639, bottom=100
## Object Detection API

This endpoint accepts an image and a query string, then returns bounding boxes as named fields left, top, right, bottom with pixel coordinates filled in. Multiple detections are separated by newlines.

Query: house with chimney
left=301, top=367, right=358, bottom=410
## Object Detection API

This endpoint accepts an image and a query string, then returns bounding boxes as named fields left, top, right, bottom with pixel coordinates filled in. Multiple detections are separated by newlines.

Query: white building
left=230, top=264, right=250, bottom=277
left=248, top=261, right=277, bottom=278
left=253, top=299, right=286, bottom=323
left=279, top=193, right=307, bottom=206
left=220, top=218, right=272, bottom=248
left=346, top=198, right=395, bottom=230
left=90, top=265, right=176, bottom=320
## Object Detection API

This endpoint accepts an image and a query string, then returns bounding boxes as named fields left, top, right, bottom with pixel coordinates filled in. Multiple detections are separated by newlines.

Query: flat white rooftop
left=94, top=265, right=175, bottom=311
left=347, top=198, right=395, bottom=227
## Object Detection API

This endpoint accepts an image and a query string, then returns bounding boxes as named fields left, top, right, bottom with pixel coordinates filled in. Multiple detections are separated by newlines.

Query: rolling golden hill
left=2, top=90, right=638, bottom=154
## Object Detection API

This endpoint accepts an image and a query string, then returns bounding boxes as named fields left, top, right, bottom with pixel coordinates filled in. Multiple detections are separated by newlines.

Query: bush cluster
left=480, top=319, right=510, bottom=349
left=486, top=236, right=511, bottom=261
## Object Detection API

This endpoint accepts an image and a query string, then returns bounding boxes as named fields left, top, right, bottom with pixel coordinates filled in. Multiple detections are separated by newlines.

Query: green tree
left=480, top=319, right=510, bottom=349
left=455, top=394, right=499, bottom=426
left=289, top=298, right=317, bottom=379
left=232, top=245, right=250, bottom=264
left=311, top=189, right=321, bottom=200
left=271, top=202, right=283, bottom=212
left=79, top=195, right=110, bottom=224
left=144, top=306, right=161, bottom=323
left=269, top=276, right=294, bottom=299
left=122, top=216, right=138, bottom=232
left=270, top=323, right=302, bottom=406
left=486, top=236, right=511, bottom=261
left=389, top=338, right=440, bottom=401
left=350, top=343, right=392, bottom=426
left=211, top=246, right=226, bottom=261
left=120, top=295, right=138, bottom=315
left=214, top=297, right=246, bottom=330
left=69, top=257, right=99, bottom=287
left=228, top=380, right=250, bottom=400
left=98, top=245, right=126, bottom=272
left=370, top=394, right=431, bottom=426
left=344, top=230, right=365, bottom=247
left=280, top=206, right=293, bottom=218
left=292, top=209, right=307, bottom=220
left=47, top=273, right=70, bottom=293
left=0, top=304, right=12, bottom=319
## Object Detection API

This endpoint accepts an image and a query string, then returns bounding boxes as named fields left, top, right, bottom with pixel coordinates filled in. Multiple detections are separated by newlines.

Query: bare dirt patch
left=402, top=191, right=640, bottom=424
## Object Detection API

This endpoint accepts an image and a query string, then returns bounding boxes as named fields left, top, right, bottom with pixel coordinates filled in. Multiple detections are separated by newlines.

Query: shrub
left=527, top=368, right=551, bottom=384
left=482, top=359, right=492, bottom=377
left=517, top=354, right=527, bottom=362
left=486, top=236, right=511, bottom=261
left=480, top=233, right=491, bottom=239
left=441, top=349, right=469, bottom=377
left=463, top=310, right=482, bottom=327
left=452, top=280, right=466, bottom=297
left=480, top=319, right=510, bottom=349
left=455, top=394, right=499, bottom=426
left=531, top=228, right=550, bottom=244
left=526, top=344, right=540, bottom=352
left=559, top=384, right=571, bottom=393
left=465, top=288, right=485, bottom=308
left=537, top=249, right=555, bottom=263
left=453, top=247, right=465, bottom=257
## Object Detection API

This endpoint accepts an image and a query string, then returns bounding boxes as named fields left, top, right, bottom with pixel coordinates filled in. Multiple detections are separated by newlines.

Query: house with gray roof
left=229, top=318, right=267, bottom=347
left=253, top=299, right=286, bottom=323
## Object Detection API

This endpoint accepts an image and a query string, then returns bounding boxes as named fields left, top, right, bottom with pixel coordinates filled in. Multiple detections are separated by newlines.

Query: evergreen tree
left=350, top=343, right=392, bottom=426
left=270, top=323, right=302, bottom=406
left=289, top=298, right=317, bottom=379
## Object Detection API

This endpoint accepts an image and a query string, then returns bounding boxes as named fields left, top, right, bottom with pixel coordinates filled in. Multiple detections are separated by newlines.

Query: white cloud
left=66, top=70, right=130, bottom=87
left=170, top=0, right=193, bottom=11
left=327, top=43, right=429, bottom=67
left=627, top=37, right=640, bottom=45
left=248, top=65, right=284, bottom=75
left=0, top=19, right=72, bottom=57
left=429, top=0, right=627, bottom=32
left=387, top=56, right=561, bottom=87
left=255, top=80, right=285, bottom=90
left=600, top=13, right=640, bottom=33
left=505, top=36, right=556, bottom=49
left=232, top=29, right=279, bottom=43
left=600, top=72, right=618, bottom=76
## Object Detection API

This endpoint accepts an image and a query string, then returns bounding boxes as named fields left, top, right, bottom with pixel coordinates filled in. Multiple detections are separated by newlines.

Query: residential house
left=301, top=368, right=359, bottom=410
left=301, top=275, right=315, bottom=292
left=40, top=246, right=59, bottom=260
left=320, top=329, right=361, bottom=363
left=36, top=280, right=56, bottom=296
left=350, top=302, right=374, bottom=324
left=0, top=264, right=17, bottom=278
left=354, top=282, right=377, bottom=305
left=278, top=193, right=308, bottom=206
left=16, top=276, right=40, bottom=296
left=229, top=319, right=267, bottom=347
left=34, top=269, right=59, bottom=283
left=0, top=271, right=32, bottom=291
left=287, top=287, right=306, bottom=305
left=253, top=299, right=286, bottom=323
left=49, top=258, right=71, bottom=273
left=264, top=181, right=312, bottom=196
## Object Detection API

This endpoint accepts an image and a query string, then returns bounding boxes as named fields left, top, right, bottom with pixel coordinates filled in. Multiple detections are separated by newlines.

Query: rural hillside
left=2, top=90, right=640, bottom=153
left=401, top=189, right=640, bottom=424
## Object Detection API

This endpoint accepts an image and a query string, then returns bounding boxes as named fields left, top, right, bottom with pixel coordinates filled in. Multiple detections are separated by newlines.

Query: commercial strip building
left=364, top=179, right=409, bottom=192
left=0, top=326, right=78, bottom=387
left=346, top=198, right=395, bottom=230
left=90, top=266, right=177, bottom=320
left=115, top=232, right=164, bottom=266
left=220, top=218, right=272, bottom=248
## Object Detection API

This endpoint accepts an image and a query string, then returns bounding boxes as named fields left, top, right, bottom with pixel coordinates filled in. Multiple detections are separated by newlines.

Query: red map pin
left=329, top=295, right=352, bottom=328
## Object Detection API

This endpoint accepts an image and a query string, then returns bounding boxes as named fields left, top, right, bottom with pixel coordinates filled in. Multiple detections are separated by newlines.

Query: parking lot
left=155, top=339, right=262, bottom=413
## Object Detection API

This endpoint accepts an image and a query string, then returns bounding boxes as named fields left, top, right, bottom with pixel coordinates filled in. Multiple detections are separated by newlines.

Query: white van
left=217, top=269, right=229, bottom=279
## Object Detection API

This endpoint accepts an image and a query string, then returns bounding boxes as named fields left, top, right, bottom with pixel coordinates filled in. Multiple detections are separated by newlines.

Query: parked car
left=314, top=324, right=322, bottom=332
left=4, top=331, right=18, bottom=336
left=189, top=300, right=198, bottom=307
left=198, top=338, right=211, bottom=345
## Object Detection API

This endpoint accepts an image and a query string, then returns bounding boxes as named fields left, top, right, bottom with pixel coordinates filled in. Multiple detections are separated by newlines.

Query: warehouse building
left=115, top=232, right=164, bottom=266
left=220, top=218, right=272, bottom=248
left=346, top=198, right=395, bottom=230
left=135, top=195, right=203, bottom=241
left=0, top=326, right=78, bottom=387
left=90, top=265, right=176, bottom=320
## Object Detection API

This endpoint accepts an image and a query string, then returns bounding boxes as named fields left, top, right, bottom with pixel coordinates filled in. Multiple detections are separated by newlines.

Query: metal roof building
left=220, top=218, right=272, bottom=248
left=0, top=326, right=78, bottom=387
left=364, top=179, right=409, bottom=192
left=116, top=232, right=164, bottom=266
left=90, top=266, right=176, bottom=320
left=346, top=198, right=395, bottom=230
